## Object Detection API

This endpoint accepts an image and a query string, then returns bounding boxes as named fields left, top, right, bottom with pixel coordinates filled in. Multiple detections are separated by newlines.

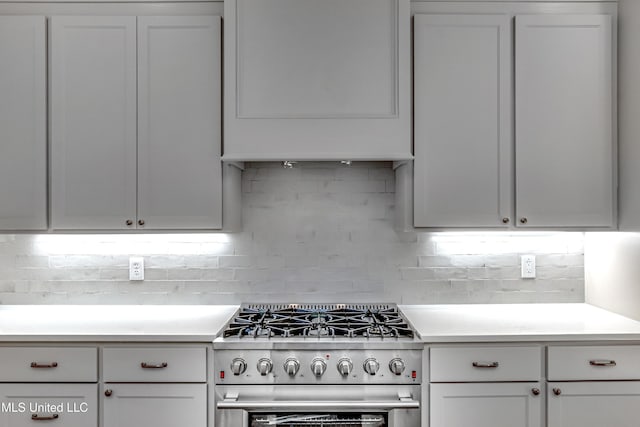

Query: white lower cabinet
left=102, top=384, right=206, bottom=427
left=429, top=345, right=544, bottom=427
left=101, top=345, right=208, bottom=427
left=431, top=382, right=543, bottom=427
left=547, top=382, right=640, bottom=427
left=0, top=383, right=97, bottom=427
left=547, top=345, right=640, bottom=427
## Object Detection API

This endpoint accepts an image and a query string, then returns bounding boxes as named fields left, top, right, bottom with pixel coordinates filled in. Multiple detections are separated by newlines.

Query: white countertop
left=0, top=305, right=238, bottom=342
left=400, top=303, right=640, bottom=342
left=1, top=303, right=640, bottom=343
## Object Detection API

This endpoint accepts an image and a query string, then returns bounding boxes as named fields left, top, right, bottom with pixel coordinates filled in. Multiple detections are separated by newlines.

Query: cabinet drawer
left=0, top=383, right=97, bottom=426
left=548, top=346, right=640, bottom=380
left=0, top=347, right=97, bottom=382
left=103, top=347, right=206, bottom=382
left=430, top=346, right=542, bottom=382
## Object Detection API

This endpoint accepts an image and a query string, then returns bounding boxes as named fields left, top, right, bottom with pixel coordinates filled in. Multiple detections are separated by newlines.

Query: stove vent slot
left=243, top=303, right=395, bottom=311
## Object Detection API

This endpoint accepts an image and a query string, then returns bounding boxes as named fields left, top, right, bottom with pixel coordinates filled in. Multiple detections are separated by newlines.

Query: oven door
left=215, top=385, right=421, bottom=427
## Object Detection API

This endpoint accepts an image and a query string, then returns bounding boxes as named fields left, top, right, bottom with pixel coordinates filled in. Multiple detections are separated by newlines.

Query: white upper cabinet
left=413, top=14, right=512, bottom=228
left=137, top=16, right=222, bottom=229
left=0, top=16, right=47, bottom=230
left=223, top=0, right=411, bottom=161
left=515, top=14, right=615, bottom=228
left=50, top=16, right=138, bottom=230
left=51, top=15, right=223, bottom=231
left=411, top=5, right=616, bottom=230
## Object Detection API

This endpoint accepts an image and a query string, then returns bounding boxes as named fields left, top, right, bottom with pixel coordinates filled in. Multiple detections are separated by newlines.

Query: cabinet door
left=413, top=15, right=512, bottom=227
left=430, top=383, right=543, bottom=427
left=50, top=16, right=137, bottom=230
left=103, top=384, right=206, bottom=427
left=548, top=382, right=640, bottom=427
left=0, top=383, right=97, bottom=427
left=0, top=16, right=47, bottom=230
left=515, top=14, right=614, bottom=228
left=137, top=16, right=222, bottom=229
left=223, top=0, right=410, bottom=160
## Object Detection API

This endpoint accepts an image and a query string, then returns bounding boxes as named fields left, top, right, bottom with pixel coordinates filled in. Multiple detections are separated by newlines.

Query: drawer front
left=0, top=347, right=97, bottom=382
left=430, top=346, right=542, bottom=382
left=103, top=347, right=206, bottom=382
left=548, top=345, right=640, bottom=380
left=0, top=383, right=97, bottom=427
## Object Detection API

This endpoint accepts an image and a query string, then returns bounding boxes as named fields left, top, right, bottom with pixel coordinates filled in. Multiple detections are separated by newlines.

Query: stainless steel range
left=213, top=304, right=423, bottom=427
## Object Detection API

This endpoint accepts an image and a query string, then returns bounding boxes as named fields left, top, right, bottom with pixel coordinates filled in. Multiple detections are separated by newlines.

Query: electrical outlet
left=129, top=257, right=144, bottom=281
left=521, top=255, right=536, bottom=279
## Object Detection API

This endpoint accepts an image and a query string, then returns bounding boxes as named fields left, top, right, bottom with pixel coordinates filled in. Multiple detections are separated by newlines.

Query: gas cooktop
left=222, top=303, right=415, bottom=339
left=214, top=303, right=422, bottom=387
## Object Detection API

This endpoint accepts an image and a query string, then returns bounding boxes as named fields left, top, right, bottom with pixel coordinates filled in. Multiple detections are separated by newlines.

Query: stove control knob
left=256, top=358, right=273, bottom=376
left=283, top=358, right=300, bottom=376
left=311, top=358, right=327, bottom=377
left=337, top=358, right=353, bottom=376
left=363, top=358, right=380, bottom=376
left=389, top=358, right=406, bottom=375
left=231, top=358, right=247, bottom=376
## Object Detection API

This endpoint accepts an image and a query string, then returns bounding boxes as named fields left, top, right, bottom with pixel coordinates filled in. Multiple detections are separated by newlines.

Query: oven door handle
left=217, top=400, right=420, bottom=410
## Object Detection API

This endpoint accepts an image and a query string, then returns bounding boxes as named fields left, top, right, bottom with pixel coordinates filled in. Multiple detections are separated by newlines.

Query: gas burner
left=222, top=304, right=415, bottom=339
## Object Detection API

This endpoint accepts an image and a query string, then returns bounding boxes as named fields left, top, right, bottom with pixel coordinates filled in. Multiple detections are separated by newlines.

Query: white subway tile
left=0, top=163, right=585, bottom=304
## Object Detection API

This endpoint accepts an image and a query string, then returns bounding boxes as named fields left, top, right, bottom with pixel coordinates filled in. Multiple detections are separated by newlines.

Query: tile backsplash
left=0, top=162, right=584, bottom=304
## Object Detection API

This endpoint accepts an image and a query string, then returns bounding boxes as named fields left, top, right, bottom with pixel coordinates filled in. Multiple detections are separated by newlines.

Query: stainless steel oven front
left=214, top=304, right=423, bottom=427
left=215, top=384, right=421, bottom=426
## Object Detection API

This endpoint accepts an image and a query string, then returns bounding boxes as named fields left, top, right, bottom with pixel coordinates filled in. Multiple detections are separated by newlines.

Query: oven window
left=250, top=413, right=387, bottom=426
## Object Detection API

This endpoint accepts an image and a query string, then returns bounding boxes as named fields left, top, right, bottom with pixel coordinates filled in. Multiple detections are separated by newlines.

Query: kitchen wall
left=583, top=0, right=640, bottom=321
left=0, top=162, right=585, bottom=305
left=585, top=233, right=640, bottom=321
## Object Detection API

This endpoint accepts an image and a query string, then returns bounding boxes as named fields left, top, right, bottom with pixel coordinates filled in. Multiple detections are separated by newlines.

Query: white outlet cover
left=129, top=257, right=144, bottom=281
left=521, top=255, right=536, bottom=279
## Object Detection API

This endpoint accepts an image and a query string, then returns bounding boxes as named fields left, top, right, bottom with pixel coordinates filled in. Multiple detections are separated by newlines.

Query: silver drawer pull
left=589, top=360, right=617, bottom=367
left=141, top=362, right=168, bottom=369
left=31, top=414, right=59, bottom=421
left=30, top=362, right=58, bottom=369
left=472, top=361, right=499, bottom=368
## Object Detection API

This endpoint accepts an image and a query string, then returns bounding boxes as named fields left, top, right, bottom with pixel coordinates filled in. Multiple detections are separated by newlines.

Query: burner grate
left=223, top=304, right=414, bottom=339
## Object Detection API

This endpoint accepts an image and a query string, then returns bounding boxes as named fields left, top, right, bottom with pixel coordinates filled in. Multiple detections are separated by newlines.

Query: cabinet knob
left=531, top=388, right=540, bottom=396
left=105, top=389, right=113, bottom=397
left=502, top=217, right=510, bottom=224
left=126, top=220, right=133, bottom=226
left=138, top=219, right=145, bottom=226
left=553, top=388, right=562, bottom=396
left=519, top=217, right=528, bottom=224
